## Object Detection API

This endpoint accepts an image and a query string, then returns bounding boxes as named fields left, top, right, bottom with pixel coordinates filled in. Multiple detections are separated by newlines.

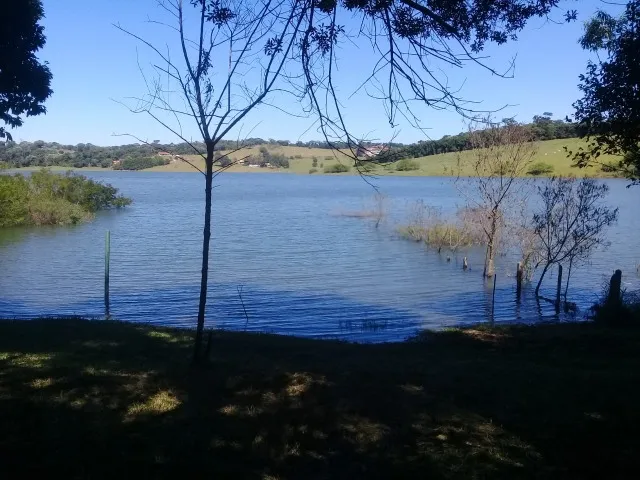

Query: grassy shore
left=1, top=318, right=638, bottom=478
left=144, top=138, right=623, bottom=178
left=7, top=139, right=624, bottom=178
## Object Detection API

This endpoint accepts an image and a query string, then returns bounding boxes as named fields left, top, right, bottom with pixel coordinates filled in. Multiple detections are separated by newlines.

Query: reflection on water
left=0, top=172, right=638, bottom=342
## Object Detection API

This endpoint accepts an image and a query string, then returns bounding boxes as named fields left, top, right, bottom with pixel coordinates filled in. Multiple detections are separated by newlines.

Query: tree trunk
left=193, top=146, right=214, bottom=364
left=535, top=263, right=551, bottom=297
left=483, top=210, right=498, bottom=278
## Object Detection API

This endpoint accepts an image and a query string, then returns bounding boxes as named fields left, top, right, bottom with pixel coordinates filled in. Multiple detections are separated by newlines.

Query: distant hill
left=0, top=116, right=623, bottom=177
left=0, top=115, right=582, bottom=170
left=146, top=138, right=622, bottom=178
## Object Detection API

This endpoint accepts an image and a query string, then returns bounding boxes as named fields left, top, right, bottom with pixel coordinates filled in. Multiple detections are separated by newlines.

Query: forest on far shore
left=0, top=114, right=578, bottom=169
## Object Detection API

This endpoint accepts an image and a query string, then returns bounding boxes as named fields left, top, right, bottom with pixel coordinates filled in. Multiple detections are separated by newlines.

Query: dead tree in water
left=456, top=120, right=536, bottom=278
left=532, top=177, right=618, bottom=298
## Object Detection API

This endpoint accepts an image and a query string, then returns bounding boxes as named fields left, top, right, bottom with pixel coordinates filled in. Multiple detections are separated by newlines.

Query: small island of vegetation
left=0, top=169, right=131, bottom=227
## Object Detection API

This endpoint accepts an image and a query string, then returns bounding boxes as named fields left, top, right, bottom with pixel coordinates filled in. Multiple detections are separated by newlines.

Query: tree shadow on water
left=0, top=319, right=638, bottom=479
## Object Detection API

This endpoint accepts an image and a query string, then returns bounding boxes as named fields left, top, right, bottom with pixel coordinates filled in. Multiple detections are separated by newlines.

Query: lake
left=1, top=172, right=639, bottom=342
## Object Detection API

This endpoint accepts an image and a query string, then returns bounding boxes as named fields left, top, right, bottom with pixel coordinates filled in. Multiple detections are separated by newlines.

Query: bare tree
left=456, top=120, right=537, bottom=277
left=532, top=177, right=618, bottom=298
left=117, top=0, right=317, bottom=363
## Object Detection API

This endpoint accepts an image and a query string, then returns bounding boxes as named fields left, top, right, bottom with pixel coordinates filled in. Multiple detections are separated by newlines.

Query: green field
left=1, top=318, right=639, bottom=478
left=145, top=138, right=622, bottom=178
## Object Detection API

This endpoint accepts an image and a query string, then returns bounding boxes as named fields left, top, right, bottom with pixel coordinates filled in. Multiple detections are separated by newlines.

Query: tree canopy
left=0, top=0, right=52, bottom=141
left=571, top=1, right=640, bottom=180
left=287, top=0, right=576, bottom=148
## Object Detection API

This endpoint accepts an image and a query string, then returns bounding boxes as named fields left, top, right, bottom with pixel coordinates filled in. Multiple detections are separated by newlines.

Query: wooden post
left=516, top=262, right=523, bottom=299
left=105, top=230, right=110, bottom=316
left=607, top=269, right=622, bottom=307
left=555, top=264, right=563, bottom=312
left=463, top=257, right=468, bottom=270
left=491, top=274, right=497, bottom=323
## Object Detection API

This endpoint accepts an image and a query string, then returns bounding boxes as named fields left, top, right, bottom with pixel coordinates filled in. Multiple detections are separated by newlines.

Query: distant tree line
left=0, top=115, right=579, bottom=168
left=384, top=115, right=580, bottom=162
left=113, top=157, right=170, bottom=170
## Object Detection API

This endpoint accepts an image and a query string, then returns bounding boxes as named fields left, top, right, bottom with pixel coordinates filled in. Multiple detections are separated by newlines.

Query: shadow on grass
left=0, top=319, right=639, bottom=479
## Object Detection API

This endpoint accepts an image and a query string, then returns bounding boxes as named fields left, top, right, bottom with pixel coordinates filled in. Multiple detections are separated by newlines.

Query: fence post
left=105, top=230, right=110, bottom=317
left=491, top=274, right=497, bottom=323
left=607, top=269, right=623, bottom=307
left=555, top=264, right=563, bottom=312
left=516, top=262, right=523, bottom=300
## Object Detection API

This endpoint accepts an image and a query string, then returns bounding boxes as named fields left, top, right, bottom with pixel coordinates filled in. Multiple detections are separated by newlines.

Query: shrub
left=312, top=157, right=318, bottom=168
left=527, top=161, right=554, bottom=175
left=28, top=196, right=91, bottom=225
left=395, top=159, right=420, bottom=171
left=324, top=163, right=350, bottom=173
left=398, top=223, right=478, bottom=250
left=0, top=174, right=29, bottom=227
left=269, top=153, right=289, bottom=168
left=309, top=168, right=318, bottom=174
left=324, top=156, right=333, bottom=161
left=218, top=156, right=233, bottom=168
left=0, top=170, right=131, bottom=227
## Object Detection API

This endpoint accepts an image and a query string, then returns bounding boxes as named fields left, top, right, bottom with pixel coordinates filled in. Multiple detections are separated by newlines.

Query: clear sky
left=12, top=0, right=620, bottom=146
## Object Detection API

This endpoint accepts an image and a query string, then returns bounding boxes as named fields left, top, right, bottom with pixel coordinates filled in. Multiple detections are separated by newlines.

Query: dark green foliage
left=257, top=147, right=289, bottom=168
left=390, top=116, right=578, bottom=162
left=395, top=158, right=420, bottom=171
left=527, top=161, right=554, bottom=175
left=316, top=1, right=575, bottom=52
left=268, top=153, right=289, bottom=168
left=324, top=163, right=350, bottom=173
left=593, top=275, right=640, bottom=326
left=0, top=174, right=29, bottom=227
left=113, top=157, right=169, bottom=170
left=311, top=157, right=318, bottom=167
left=571, top=1, right=640, bottom=180
left=218, top=155, right=233, bottom=167
left=0, top=0, right=52, bottom=140
left=0, top=170, right=131, bottom=227
left=308, top=168, right=318, bottom=174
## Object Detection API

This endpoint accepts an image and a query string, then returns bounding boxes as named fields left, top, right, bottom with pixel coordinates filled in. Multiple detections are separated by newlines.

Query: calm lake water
left=1, top=172, right=639, bottom=342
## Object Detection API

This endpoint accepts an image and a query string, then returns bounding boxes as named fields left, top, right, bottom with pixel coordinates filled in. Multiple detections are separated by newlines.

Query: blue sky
left=12, top=0, right=620, bottom=146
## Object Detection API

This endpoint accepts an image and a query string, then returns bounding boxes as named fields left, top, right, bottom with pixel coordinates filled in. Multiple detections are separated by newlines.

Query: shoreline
left=5, top=165, right=625, bottom=180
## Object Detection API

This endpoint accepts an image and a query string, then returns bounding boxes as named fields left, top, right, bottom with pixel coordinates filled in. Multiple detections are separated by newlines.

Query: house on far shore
left=157, top=151, right=173, bottom=157
left=112, top=159, right=121, bottom=166
left=356, top=144, right=389, bottom=158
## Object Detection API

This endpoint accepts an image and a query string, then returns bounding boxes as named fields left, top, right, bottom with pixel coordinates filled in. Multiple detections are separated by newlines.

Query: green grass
left=141, top=138, right=624, bottom=178
left=13, top=139, right=624, bottom=178
left=1, top=318, right=639, bottom=478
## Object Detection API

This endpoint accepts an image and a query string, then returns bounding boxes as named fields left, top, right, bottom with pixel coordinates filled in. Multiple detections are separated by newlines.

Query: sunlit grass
left=143, top=138, right=624, bottom=178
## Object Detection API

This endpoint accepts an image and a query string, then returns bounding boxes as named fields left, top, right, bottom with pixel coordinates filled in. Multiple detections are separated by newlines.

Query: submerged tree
left=0, top=0, right=53, bottom=141
left=532, top=177, right=618, bottom=298
left=120, top=0, right=577, bottom=363
left=456, top=121, right=537, bottom=277
left=570, top=1, right=640, bottom=180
